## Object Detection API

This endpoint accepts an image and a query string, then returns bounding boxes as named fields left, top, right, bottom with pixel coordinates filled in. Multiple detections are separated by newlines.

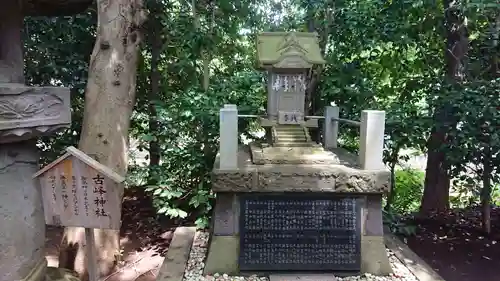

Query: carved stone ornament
left=0, top=83, right=71, bottom=143
left=0, top=93, right=63, bottom=119
left=212, top=147, right=391, bottom=194
left=212, top=168, right=390, bottom=193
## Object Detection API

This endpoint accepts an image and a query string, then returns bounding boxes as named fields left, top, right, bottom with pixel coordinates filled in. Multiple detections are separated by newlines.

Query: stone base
left=269, top=274, right=337, bottom=281
left=21, top=258, right=47, bottom=281
left=212, top=146, right=390, bottom=194
left=250, top=144, right=355, bottom=165
left=204, top=236, right=239, bottom=275
left=204, top=235, right=392, bottom=276
left=46, top=267, right=80, bottom=281
left=6, top=259, right=81, bottom=281
left=205, top=194, right=392, bottom=276
left=0, top=142, right=46, bottom=281
left=360, top=236, right=393, bottom=275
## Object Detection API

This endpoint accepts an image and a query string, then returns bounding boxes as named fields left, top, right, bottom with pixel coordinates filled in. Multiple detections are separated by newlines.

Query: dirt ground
left=46, top=189, right=500, bottom=281
left=405, top=207, right=500, bottom=281
left=45, top=188, right=177, bottom=281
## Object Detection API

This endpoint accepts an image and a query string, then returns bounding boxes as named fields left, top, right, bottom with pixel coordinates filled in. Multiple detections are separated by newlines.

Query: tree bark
left=58, top=1, right=146, bottom=280
left=490, top=13, right=500, bottom=78
left=384, top=162, right=397, bottom=212
left=481, top=152, right=492, bottom=234
left=148, top=4, right=161, bottom=171
left=420, top=0, right=467, bottom=216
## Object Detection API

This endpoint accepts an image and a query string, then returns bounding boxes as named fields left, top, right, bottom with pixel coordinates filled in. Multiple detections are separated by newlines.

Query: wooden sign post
left=33, top=146, right=125, bottom=281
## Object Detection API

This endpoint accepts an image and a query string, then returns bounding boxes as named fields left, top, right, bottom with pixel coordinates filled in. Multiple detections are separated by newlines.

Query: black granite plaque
left=239, top=193, right=361, bottom=271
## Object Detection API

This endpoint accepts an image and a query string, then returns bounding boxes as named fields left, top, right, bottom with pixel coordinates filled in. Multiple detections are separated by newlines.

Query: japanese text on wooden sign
left=39, top=158, right=121, bottom=230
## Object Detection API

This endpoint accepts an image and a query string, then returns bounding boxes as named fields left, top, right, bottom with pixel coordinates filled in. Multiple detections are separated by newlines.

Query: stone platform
left=212, top=145, right=390, bottom=193
left=205, top=144, right=392, bottom=276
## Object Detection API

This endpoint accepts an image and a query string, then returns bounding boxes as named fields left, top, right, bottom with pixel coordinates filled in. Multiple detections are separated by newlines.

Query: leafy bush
left=383, top=209, right=417, bottom=236
left=383, top=168, right=424, bottom=236
left=133, top=72, right=266, bottom=229
left=391, top=169, right=425, bottom=214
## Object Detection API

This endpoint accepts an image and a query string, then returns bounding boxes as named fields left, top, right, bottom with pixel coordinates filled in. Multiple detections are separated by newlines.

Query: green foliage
left=24, top=0, right=500, bottom=229
left=391, top=169, right=425, bottom=214
left=129, top=0, right=268, bottom=226
left=435, top=79, right=500, bottom=209
left=383, top=209, right=417, bottom=237
left=440, top=80, right=500, bottom=177
left=137, top=80, right=264, bottom=226
left=383, top=169, right=425, bottom=236
left=383, top=169, right=423, bottom=236
left=24, top=11, right=96, bottom=164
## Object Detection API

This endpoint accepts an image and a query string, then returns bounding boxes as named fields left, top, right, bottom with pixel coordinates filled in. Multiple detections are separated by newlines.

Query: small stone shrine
left=204, top=32, right=392, bottom=275
left=0, top=1, right=92, bottom=281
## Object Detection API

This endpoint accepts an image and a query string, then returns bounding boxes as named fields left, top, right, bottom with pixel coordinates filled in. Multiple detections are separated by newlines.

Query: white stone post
left=359, top=110, right=386, bottom=170
left=324, top=104, right=340, bottom=149
left=219, top=104, right=238, bottom=170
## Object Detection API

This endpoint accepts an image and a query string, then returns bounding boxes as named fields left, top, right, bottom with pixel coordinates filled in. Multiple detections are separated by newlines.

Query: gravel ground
left=183, top=232, right=419, bottom=281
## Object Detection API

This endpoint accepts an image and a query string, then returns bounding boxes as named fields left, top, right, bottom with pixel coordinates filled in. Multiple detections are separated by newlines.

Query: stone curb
left=156, top=227, right=197, bottom=281
left=384, top=233, right=445, bottom=281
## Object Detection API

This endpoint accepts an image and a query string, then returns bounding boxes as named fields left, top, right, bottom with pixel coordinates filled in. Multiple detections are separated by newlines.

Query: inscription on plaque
left=239, top=194, right=361, bottom=271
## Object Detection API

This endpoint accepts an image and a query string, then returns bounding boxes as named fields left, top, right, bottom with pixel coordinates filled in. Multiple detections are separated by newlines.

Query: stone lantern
left=257, top=32, right=325, bottom=146
left=0, top=1, right=92, bottom=281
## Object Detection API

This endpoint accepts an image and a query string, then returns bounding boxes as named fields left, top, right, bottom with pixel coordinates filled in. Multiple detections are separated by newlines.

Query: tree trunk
left=481, top=146, right=492, bottom=234
left=58, top=1, right=146, bottom=280
left=490, top=14, right=500, bottom=78
left=385, top=162, right=397, bottom=212
left=420, top=0, right=467, bottom=216
left=148, top=6, right=161, bottom=171
left=421, top=135, right=450, bottom=214
left=481, top=162, right=492, bottom=234
left=304, top=1, right=332, bottom=143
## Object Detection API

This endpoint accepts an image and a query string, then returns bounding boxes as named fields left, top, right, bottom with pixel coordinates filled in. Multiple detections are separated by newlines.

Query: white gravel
left=182, top=232, right=419, bottom=281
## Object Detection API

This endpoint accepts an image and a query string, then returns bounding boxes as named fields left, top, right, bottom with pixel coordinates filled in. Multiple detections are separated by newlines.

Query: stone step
left=276, top=136, right=307, bottom=142
left=276, top=131, right=305, bottom=136
left=276, top=131, right=306, bottom=136
left=274, top=142, right=315, bottom=147
left=275, top=127, right=304, bottom=132
left=276, top=125, right=304, bottom=128
left=274, top=125, right=309, bottom=146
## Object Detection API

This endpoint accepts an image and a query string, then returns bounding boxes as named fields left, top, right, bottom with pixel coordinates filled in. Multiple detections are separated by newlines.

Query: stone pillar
left=360, top=195, right=392, bottom=275
left=359, top=110, right=386, bottom=170
left=266, top=72, right=277, bottom=120
left=219, top=104, right=238, bottom=170
left=0, top=2, right=71, bottom=281
left=323, top=104, right=339, bottom=149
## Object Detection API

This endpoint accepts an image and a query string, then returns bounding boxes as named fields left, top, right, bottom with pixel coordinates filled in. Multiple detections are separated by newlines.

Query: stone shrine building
left=204, top=32, right=392, bottom=276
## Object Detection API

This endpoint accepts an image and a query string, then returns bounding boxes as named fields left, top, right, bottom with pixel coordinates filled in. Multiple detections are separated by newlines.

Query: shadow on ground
left=45, top=188, right=177, bottom=281
left=405, top=207, right=500, bottom=281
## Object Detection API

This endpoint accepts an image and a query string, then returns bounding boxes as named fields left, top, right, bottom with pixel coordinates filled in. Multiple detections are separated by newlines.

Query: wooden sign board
left=278, top=111, right=303, bottom=125
left=33, top=147, right=125, bottom=230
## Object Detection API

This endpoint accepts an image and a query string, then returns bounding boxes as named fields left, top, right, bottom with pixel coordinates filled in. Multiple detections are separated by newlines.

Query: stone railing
left=219, top=103, right=386, bottom=171
left=322, top=104, right=386, bottom=170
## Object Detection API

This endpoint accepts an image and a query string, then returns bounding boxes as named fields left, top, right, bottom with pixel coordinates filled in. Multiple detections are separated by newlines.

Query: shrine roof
left=256, top=32, right=326, bottom=69
left=33, top=146, right=125, bottom=183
